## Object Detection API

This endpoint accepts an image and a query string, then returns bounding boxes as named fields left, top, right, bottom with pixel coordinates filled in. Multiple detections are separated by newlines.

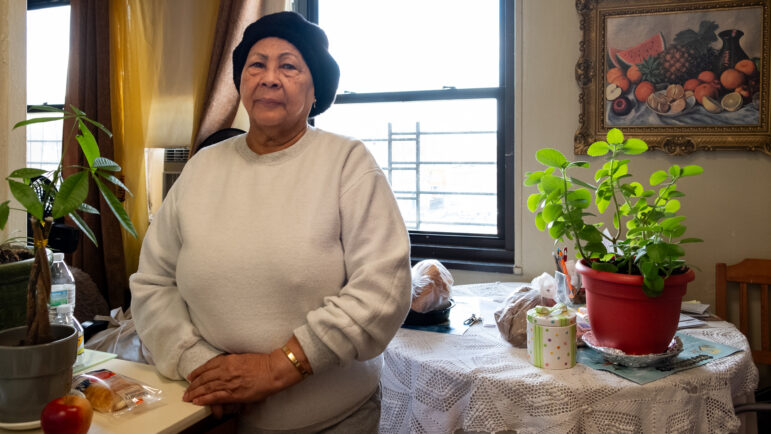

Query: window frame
left=298, top=0, right=515, bottom=273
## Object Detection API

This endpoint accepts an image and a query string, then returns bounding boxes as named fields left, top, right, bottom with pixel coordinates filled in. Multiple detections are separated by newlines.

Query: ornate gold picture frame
left=575, top=0, right=770, bottom=155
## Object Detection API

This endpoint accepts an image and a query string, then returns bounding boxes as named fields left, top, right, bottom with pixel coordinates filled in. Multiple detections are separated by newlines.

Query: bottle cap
left=53, top=252, right=65, bottom=261
left=56, top=304, right=74, bottom=314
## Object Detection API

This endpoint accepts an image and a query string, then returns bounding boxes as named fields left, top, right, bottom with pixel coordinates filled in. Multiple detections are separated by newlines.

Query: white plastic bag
left=85, top=307, right=153, bottom=364
left=410, top=259, right=454, bottom=313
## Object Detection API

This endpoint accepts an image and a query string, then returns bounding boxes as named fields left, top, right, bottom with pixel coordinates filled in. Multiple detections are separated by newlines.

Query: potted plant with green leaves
left=524, top=128, right=702, bottom=355
left=0, top=105, right=137, bottom=425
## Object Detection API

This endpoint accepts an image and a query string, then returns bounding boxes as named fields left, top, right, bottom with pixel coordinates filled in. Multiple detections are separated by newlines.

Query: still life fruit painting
left=604, top=7, right=762, bottom=126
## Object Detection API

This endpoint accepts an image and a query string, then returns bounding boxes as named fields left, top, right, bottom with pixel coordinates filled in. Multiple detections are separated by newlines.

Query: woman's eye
left=281, top=63, right=298, bottom=70
left=249, top=62, right=265, bottom=69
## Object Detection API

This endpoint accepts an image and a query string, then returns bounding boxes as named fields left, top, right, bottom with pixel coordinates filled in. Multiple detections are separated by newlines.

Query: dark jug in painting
left=715, top=29, right=749, bottom=75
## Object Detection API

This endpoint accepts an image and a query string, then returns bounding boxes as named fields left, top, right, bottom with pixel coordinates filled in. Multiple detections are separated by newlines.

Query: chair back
left=716, top=258, right=771, bottom=364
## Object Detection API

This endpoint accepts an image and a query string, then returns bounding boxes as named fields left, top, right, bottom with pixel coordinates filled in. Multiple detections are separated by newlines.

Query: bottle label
left=50, top=284, right=74, bottom=307
left=77, top=333, right=84, bottom=355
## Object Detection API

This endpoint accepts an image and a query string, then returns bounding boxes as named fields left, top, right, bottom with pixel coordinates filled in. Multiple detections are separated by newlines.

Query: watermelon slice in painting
left=615, top=32, right=666, bottom=69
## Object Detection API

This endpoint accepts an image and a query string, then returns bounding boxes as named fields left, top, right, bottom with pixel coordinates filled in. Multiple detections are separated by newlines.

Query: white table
left=380, top=282, right=760, bottom=434
left=0, top=358, right=211, bottom=434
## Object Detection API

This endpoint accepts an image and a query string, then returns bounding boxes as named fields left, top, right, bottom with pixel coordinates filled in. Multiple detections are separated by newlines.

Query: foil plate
left=582, top=331, right=683, bottom=368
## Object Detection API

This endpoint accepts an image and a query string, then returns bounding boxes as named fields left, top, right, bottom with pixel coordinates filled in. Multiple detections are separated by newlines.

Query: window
left=26, top=1, right=70, bottom=172
left=297, top=0, right=515, bottom=272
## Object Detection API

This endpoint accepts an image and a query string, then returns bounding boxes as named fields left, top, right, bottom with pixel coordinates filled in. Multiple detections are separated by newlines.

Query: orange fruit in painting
left=611, top=76, right=630, bottom=92
left=626, top=65, right=642, bottom=84
left=734, top=59, right=756, bottom=76
left=683, top=78, right=701, bottom=92
left=720, top=68, right=745, bottom=90
left=607, top=67, right=624, bottom=83
left=634, top=81, right=655, bottom=102
left=694, top=83, right=719, bottom=105
left=697, top=71, right=716, bottom=83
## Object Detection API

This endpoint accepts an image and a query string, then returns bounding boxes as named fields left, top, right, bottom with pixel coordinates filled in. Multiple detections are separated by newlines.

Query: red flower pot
left=576, top=260, right=695, bottom=355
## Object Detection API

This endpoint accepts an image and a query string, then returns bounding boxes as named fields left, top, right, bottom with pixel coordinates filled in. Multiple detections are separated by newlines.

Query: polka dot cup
left=526, top=304, right=576, bottom=370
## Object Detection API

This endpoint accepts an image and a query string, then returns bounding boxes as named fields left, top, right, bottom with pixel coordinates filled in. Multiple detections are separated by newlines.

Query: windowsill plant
left=524, top=128, right=702, bottom=354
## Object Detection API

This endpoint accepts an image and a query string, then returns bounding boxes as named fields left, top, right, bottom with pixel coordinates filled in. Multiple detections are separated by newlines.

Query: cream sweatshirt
left=129, top=127, right=412, bottom=431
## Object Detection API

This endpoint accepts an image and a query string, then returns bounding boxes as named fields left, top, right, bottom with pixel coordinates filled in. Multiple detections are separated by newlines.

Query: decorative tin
left=526, top=303, right=576, bottom=369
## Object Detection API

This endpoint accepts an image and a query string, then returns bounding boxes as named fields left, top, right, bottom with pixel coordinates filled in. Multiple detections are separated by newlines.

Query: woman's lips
left=256, top=98, right=283, bottom=106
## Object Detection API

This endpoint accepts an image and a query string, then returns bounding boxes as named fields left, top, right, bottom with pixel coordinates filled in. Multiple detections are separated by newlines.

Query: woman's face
left=240, top=37, right=315, bottom=133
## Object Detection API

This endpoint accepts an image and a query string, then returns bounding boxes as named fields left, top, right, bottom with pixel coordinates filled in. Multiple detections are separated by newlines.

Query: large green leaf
left=93, top=157, right=121, bottom=171
left=539, top=174, right=564, bottom=194
left=661, top=216, right=685, bottom=231
left=543, top=203, right=563, bottom=222
left=68, top=211, right=97, bottom=246
left=8, top=179, right=43, bottom=220
left=649, top=170, right=668, bottom=186
left=592, top=262, right=618, bottom=272
left=535, top=212, right=546, bottom=231
left=606, top=128, right=624, bottom=144
left=527, top=193, right=544, bottom=212
left=568, top=176, right=596, bottom=190
left=94, top=177, right=137, bottom=238
left=77, top=202, right=100, bottom=214
left=665, top=199, right=681, bottom=213
left=0, top=201, right=9, bottom=229
left=8, top=168, right=47, bottom=179
left=668, top=164, right=682, bottom=178
left=548, top=221, right=566, bottom=239
left=681, top=165, right=704, bottom=177
left=52, top=171, right=89, bottom=219
left=567, top=161, right=590, bottom=169
left=587, top=141, right=609, bottom=156
left=524, top=171, right=544, bottom=186
left=77, top=119, right=101, bottom=168
left=622, top=138, right=647, bottom=154
left=567, top=188, right=591, bottom=209
left=536, top=149, right=568, bottom=169
left=97, top=172, right=133, bottom=197
left=13, top=116, right=65, bottom=129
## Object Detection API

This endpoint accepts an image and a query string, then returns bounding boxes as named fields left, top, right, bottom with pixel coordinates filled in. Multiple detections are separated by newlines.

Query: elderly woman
left=129, top=11, right=412, bottom=433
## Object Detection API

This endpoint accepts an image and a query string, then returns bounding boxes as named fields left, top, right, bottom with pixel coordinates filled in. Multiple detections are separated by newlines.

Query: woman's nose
left=259, top=68, right=281, bottom=88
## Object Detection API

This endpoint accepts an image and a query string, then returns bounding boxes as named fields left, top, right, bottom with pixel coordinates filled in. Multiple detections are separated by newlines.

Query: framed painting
left=575, top=0, right=770, bottom=155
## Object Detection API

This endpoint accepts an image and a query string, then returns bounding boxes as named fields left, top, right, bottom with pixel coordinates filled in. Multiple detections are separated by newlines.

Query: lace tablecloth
left=380, top=282, right=759, bottom=434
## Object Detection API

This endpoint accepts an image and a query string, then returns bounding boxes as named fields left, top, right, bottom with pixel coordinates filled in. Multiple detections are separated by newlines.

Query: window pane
left=27, top=6, right=70, bottom=106
left=25, top=113, right=63, bottom=173
left=318, top=0, right=499, bottom=93
left=315, top=99, right=497, bottom=235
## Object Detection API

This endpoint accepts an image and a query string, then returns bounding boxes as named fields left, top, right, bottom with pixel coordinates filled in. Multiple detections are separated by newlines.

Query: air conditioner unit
left=162, top=147, right=189, bottom=199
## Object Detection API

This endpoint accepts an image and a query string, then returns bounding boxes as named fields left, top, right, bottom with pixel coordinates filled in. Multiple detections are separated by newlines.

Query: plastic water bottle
left=53, top=303, right=85, bottom=367
left=49, top=253, right=76, bottom=322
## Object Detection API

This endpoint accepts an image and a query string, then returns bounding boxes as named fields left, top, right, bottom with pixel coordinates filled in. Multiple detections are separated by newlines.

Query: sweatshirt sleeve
left=129, top=178, right=223, bottom=380
left=294, top=146, right=412, bottom=374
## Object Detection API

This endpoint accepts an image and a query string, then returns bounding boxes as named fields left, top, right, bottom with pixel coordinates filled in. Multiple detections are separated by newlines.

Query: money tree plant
left=0, top=105, right=137, bottom=345
left=524, top=128, right=703, bottom=297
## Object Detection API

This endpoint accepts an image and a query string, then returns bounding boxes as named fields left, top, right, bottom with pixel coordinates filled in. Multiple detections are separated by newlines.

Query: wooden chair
left=715, top=258, right=771, bottom=365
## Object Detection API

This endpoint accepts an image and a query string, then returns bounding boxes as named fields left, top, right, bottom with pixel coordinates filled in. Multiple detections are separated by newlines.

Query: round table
left=380, top=282, right=759, bottom=434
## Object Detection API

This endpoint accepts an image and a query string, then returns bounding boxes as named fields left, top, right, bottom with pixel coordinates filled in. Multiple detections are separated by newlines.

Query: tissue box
left=526, top=304, right=576, bottom=369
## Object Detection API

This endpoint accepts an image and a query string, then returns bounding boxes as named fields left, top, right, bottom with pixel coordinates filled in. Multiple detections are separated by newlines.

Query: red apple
left=40, top=395, right=93, bottom=434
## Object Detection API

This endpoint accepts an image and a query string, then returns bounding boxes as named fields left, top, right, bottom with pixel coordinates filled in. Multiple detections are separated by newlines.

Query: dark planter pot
left=0, top=256, right=35, bottom=332
left=576, top=259, right=695, bottom=355
left=0, top=324, right=78, bottom=424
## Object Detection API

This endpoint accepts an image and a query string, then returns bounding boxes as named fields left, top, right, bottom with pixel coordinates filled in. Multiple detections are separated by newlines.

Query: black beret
left=232, top=11, right=340, bottom=118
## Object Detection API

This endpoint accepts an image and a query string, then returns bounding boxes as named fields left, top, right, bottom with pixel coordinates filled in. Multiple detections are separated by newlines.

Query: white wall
left=0, top=0, right=27, bottom=243
left=452, top=0, right=771, bottom=309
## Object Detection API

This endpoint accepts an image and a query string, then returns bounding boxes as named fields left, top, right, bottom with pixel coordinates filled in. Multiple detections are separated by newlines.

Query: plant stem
left=24, top=216, right=54, bottom=345
left=560, top=168, right=587, bottom=260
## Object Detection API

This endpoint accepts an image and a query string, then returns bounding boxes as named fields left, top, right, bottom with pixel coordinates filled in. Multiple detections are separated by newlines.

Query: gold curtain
left=109, top=0, right=220, bottom=276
